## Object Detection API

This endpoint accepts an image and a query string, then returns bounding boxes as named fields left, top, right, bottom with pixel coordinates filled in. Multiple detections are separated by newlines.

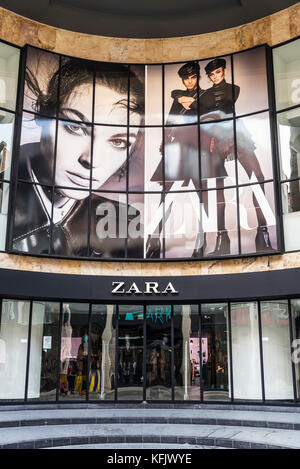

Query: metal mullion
left=288, top=299, right=297, bottom=402
left=115, top=304, right=119, bottom=401
left=231, top=54, right=242, bottom=256
left=125, top=68, right=131, bottom=259
left=24, top=299, right=33, bottom=402
left=49, top=55, right=62, bottom=255
left=228, top=301, right=234, bottom=402
left=196, top=62, right=204, bottom=258
left=162, top=64, right=166, bottom=258
left=257, top=301, right=265, bottom=402
left=87, top=69, right=96, bottom=258
left=143, top=304, right=146, bottom=401
left=171, top=304, right=175, bottom=401
left=199, top=304, right=203, bottom=402
left=56, top=302, right=63, bottom=402
left=86, top=303, right=92, bottom=402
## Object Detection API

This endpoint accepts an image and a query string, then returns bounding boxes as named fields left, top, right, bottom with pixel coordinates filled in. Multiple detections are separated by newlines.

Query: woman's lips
left=66, top=170, right=96, bottom=187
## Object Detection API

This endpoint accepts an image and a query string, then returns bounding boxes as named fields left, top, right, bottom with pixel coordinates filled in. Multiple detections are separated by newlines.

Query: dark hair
left=25, top=57, right=145, bottom=117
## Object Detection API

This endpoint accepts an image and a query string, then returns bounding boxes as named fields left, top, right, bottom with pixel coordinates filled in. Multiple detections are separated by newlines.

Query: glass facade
left=0, top=299, right=299, bottom=403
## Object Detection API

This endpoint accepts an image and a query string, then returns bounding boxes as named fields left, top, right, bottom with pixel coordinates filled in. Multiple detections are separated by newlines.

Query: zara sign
left=111, top=281, right=179, bottom=295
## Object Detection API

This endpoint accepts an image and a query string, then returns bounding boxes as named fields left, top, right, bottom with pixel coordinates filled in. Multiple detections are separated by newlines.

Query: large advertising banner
left=12, top=45, right=277, bottom=259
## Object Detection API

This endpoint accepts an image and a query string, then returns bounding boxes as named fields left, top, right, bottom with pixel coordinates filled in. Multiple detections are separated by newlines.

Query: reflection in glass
left=164, top=125, right=199, bottom=190
left=201, top=303, right=230, bottom=401
left=146, top=305, right=172, bottom=400
left=59, top=303, right=89, bottom=400
left=237, top=112, right=273, bottom=185
left=90, top=192, right=127, bottom=258
left=0, top=42, right=20, bottom=112
left=24, top=46, right=59, bottom=117
left=0, top=300, right=30, bottom=400
left=239, top=182, right=277, bottom=254
left=164, top=62, right=199, bottom=125
left=202, top=187, right=238, bottom=258
left=90, top=304, right=116, bottom=400
left=144, top=192, right=164, bottom=259
left=118, top=305, right=144, bottom=400
left=200, top=119, right=235, bottom=188
left=282, top=181, right=300, bottom=252
left=277, top=109, right=300, bottom=181
left=234, top=46, right=268, bottom=116
left=128, top=193, right=144, bottom=258
left=12, top=182, right=52, bottom=255
left=261, top=301, right=293, bottom=400
left=164, top=191, right=202, bottom=259
left=231, top=302, right=262, bottom=400
left=18, top=112, right=55, bottom=186
left=145, top=65, right=162, bottom=125
left=0, top=111, right=15, bottom=181
left=128, top=127, right=144, bottom=192
left=273, top=37, right=300, bottom=111
left=291, top=299, right=300, bottom=399
left=28, top=302, right=60, bottom=401
left=129, top=65, right=145, bottom=125
left=174, top=305, right=200, bottom=400
left=0, top=182, right=9, bottom=250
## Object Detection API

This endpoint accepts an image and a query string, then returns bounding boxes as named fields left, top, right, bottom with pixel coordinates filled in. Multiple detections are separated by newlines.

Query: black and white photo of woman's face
left=43, top=81, right=141, bottom=200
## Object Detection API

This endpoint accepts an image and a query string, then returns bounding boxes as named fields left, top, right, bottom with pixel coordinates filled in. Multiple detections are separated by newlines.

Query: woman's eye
left=64, top=123, right=88, bottom=136
left=110, top=138, right=127, bottom=150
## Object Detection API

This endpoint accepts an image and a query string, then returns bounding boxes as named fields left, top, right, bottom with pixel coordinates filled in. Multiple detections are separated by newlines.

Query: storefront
left=0, top=12, right=299, bottom=405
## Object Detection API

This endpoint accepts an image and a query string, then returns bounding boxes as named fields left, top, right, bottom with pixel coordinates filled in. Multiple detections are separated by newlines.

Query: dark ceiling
left=0, top=0, right=298, bottom=39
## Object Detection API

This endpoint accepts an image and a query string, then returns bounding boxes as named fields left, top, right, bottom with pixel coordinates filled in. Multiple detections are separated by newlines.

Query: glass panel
left=146, top=305, right=172, bottom=400
left=51, top=188, right=89, bottom=258
left=234, top=46, right=268, bottom=116
left=128, top=193, right=144, bottom=258
left=174, top=305, right=200, bottom=401
left=0, top=111, right=15, bottom=180
left=129, top=65, right=145, bottom=126
left=144, top=192, right=164, bottom=259
left=59, top=303, right=89, bottom=400
left=164, top=62, right=199, bottom=125
left=201, top=303, right=230, bottom=401
left=277, top=108, right=300, bottom=181
left=231, top=302, right=262, bottom=400
left=164, top=191, right=202, bottom=259
left=0, top=299, right=30, bottom=400
left=90, top=192, right=127, bottom=258
left=273, top=37, right=300, bottom=111
left=237, top=112, right=273, bottom=185
left=281, top=180, right=300, bottom=251
left=128, top=127, right=144, bottom=192
left=59, top=56, right=93, bottom=123
left=199, top=55, right=233, bottom=117
left=239, top=182, right=277, bottom=254
left=291, top=299, right=300, bottom=399
left=118, top=305, right=144, bottom=400
left=261, top=301, right=293, bottom=400
left=18, top=112, right=55, bottom=186
left=94, top=64, right=129, bottom=125
left=0, top=182, right=9, bottom=251
left=0, top=42, right=20, bottom=112
left=27, top=302, right=60, bottom=401
left=55, top=119, right=92, bottom=189
left=12, top=182, right=52, bottom=255
left=200, top=119, right=235, bottom=188
left=202, top=187, right=239, bottom=257
left=90, top=304, right=116, bottom=400
left=145, top=65, right=162, bottom=125
left=164, top=125, right=199, bottom=190
left=144, top=126, right=163, bottom=192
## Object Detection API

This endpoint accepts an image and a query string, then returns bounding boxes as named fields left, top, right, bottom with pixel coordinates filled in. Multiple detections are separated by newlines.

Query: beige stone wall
left=0, top=5, right=299, bottom=277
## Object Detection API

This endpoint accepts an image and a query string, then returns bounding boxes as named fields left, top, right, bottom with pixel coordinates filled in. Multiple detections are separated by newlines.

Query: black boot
left=192, top=232, right=207, bottom=258
left=255, top=226, right=275, bottom=252
left=207, top=230, right=231, bottom=256
left=146, top=235, right=161, bottom=258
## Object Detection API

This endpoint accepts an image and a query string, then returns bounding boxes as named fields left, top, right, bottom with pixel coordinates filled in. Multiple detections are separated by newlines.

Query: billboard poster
left=12, top=45, right=277, bottom=259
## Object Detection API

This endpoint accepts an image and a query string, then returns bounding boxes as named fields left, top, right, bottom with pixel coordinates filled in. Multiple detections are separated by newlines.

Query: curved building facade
left=0, top=5, right=299, bottom=405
